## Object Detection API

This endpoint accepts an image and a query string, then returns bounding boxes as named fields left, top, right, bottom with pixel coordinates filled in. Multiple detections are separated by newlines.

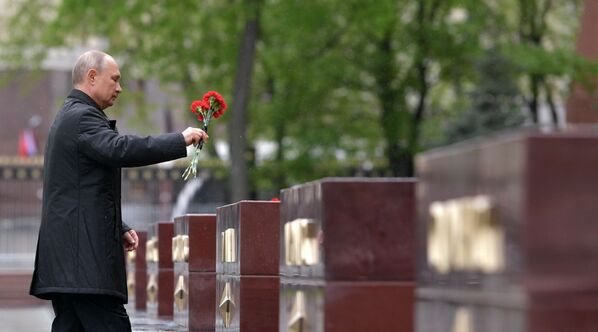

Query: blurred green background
left=0, top=0, right=596, bottom=200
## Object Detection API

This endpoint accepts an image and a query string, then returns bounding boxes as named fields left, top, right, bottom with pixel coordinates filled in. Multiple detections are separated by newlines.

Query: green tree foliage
left=0, top=0, right=595, bottom=195
left=444, top=50, right=525, bottom=144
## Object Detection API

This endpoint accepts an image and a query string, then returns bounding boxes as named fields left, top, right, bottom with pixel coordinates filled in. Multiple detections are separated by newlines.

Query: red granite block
left=216, top=201, right=280, bottom=276
left=134, top=269, right=147, bottom=311
left=216, top=275, right=279, bottom=332
left=135, top=231, right=148, bottom=270
left=157, top=268, right=174, bottom=318
left=174, top=214, right=217, bottom=272
left=156, top=222, right=174, bottom=270
left=280, top=178, right=416, bottom=281
left=189, top=272, right=217, bottom=331
left=279, top=278, right=414, bottom=332
left=416, top=131, right=598, bottom=291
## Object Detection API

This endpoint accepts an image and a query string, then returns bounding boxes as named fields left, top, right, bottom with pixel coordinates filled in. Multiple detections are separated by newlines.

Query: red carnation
left=190, top=100, right=202, bottom=114
left=183, top=90, right=228, bottom=180
left=203, top=91, right=227, bottom=114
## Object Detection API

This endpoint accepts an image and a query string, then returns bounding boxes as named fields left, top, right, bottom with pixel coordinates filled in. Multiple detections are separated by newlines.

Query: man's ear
left=87, top=69, right=97, bottom=86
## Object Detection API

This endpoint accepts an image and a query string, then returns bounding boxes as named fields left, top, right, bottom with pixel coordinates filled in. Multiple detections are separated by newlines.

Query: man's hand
left=182, top=127, right=209, bottom=146
left=123, top=230, right=139, bottom=251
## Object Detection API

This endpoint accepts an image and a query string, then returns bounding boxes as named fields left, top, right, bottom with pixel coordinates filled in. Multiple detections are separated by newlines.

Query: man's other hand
left=123, top=230, right=139, bottom=251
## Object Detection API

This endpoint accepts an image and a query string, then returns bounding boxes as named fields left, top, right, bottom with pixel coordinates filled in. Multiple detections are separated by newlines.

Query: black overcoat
left=30, top=89, right=187, bottom=303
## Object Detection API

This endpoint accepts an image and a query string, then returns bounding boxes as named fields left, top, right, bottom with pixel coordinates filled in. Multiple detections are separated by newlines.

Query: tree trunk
left=229, top=2, right=260, bottom=202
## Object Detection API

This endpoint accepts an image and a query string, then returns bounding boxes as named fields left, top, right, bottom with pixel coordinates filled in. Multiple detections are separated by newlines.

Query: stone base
left=280, top=278, right=414, bottom=332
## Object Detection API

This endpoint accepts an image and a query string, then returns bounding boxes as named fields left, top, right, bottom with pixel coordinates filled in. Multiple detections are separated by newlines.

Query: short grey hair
left=72, top=50, right=109, bottom=86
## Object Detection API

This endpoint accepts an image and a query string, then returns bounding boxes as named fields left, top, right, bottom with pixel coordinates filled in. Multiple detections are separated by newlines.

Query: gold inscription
left=220, top=228, right=237, bottom=263
left=172, top=235, right=180, bottom=262
left=126, top=271, right=135, bottom=298
left=147, top=273, right=158, bottom=304
left=146, top=237, right=159, bottom=263
left=219, top=282, right=235, bottom=328
left=174, top=274, right=186, bottom=312
left=288, top=290, right=306, bottom=332
left=452, top=307, right=474, bottom=332
left=284, top=218, right=319, bottom=266
left=126, top=250, right=136, bottom=265
left=428, top=195, right=504, bottom=274
left=172, top=235, right=189, bottom=263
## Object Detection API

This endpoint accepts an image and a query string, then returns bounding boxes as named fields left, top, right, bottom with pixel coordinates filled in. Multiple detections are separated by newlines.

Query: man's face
left=92, top=58, right=122, bottom=110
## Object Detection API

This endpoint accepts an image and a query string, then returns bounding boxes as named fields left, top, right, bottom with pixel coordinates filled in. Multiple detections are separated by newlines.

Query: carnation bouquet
left=182, top=91, right=227, bottom=180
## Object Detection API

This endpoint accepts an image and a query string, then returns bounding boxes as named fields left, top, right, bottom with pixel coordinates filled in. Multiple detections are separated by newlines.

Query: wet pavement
left=0, top=305, right=183, bottom=332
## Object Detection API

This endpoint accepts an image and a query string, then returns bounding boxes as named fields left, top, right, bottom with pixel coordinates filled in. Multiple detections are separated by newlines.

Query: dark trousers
left=51, top=294, right=132, bottom=332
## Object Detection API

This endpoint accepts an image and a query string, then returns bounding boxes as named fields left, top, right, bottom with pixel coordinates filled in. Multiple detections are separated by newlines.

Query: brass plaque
left=288, top=290, right=306, bottom=332
left=174, top=274, right=186, bottom=312
left=220, top=228, right=237, bottom=263
left=452, top=307, right=474, bottom=332
left=147, top=273, right=158, bottom=304
left=126, top=250, right=136, bottom=265
left=172, top=235, right=180, bottom=262
left=182, top=235, right=189, bottom=262
left=172, top=235, right=188, bottom=263
left=284, top=219, right=319, bottom=266
left=146, top=237, right=159, bottom=263
left=428, top=195, right=505, bottom=274
left=219, top=282, right=236, bottom=328
left=126, top=271, right=135, bottom=297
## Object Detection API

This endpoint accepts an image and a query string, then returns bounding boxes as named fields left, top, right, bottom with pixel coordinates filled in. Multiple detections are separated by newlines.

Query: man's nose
left=116, top=82, right=122, bottom=93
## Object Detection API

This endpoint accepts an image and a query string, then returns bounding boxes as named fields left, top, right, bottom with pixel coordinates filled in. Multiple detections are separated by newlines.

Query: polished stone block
left=279, top=178, right=416, bottom=281
left=416, top=129, right=598, bottom=331
left=279, top=277, right=414, bottom=332
left=417, top=130, right=598, bottom=289
left=215, top=274, right=279, bottom=332
left=146, top=221, right=174, bottom=318
left=216, top=201, right=280, bottom=276
left=134, top=231, right=148, bottom=311
left=147, top=267, right=174, bottom=318
left=173, top=214, right=217, bottom=330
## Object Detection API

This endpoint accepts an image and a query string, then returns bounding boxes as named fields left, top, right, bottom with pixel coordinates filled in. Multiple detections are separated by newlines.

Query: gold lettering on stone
left=182, top=235, right=189, bottom=262
left=219, top=282, right=235, bottom=328
left=220, top=228, right=237, bottom=263
left=174, top=274, right=186, bottom=312
left=428, top=195, right=505, bottom=274
left=146, top=237, right=159, bottom=263
left=147, top=273, right=158, bottom=304
left=126, top=250, right=136, bottom=265
left=126, top=271, right=135, bottom=298
left=288, top=290, right=306, bottom=332
left=172, top=235, right=189, bottom=263
left=172, top=235, right=180, bottom=262
left=452, top=307, right=474, bottom=332
left=284, top=218, right=319, bottom=266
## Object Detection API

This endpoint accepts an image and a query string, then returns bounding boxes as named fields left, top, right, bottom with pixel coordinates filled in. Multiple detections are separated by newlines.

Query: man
left=29, top=50, right=208, bottom=331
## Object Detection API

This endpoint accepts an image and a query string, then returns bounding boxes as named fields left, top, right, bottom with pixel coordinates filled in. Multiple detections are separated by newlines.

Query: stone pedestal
left=215, top=201, right=280, bottom=332
left=146, top=221, right=174, bottom=318
left=415, top=129, right=598, bottom=332
left=126, top=231, right=148, bottom=311
left=279, top=178, right=416, bottom=332
left=173, top=214, right=217, bottom=331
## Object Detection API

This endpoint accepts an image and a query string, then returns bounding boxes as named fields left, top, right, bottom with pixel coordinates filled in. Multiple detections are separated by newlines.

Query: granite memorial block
left=215, top=200, right=280, bottom=332
left=173, top=214, right=217, bottom=331
left=279, top=178, right=416, bottom=332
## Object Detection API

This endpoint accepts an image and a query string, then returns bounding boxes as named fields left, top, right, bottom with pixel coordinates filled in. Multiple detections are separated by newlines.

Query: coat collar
left=68, top=89, right=117, bottom=129
left=68, top=89, right=102, bottom=111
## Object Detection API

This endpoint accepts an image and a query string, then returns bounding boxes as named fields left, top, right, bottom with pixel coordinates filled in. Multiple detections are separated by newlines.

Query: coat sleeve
left=78, top=109, right=188, bottom=168
left=122, top=221, right=132, bottom=233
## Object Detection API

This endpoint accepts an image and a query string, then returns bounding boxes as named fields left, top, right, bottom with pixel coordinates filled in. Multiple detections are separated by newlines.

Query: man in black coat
left=30, top=50, right=208, bottom=331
